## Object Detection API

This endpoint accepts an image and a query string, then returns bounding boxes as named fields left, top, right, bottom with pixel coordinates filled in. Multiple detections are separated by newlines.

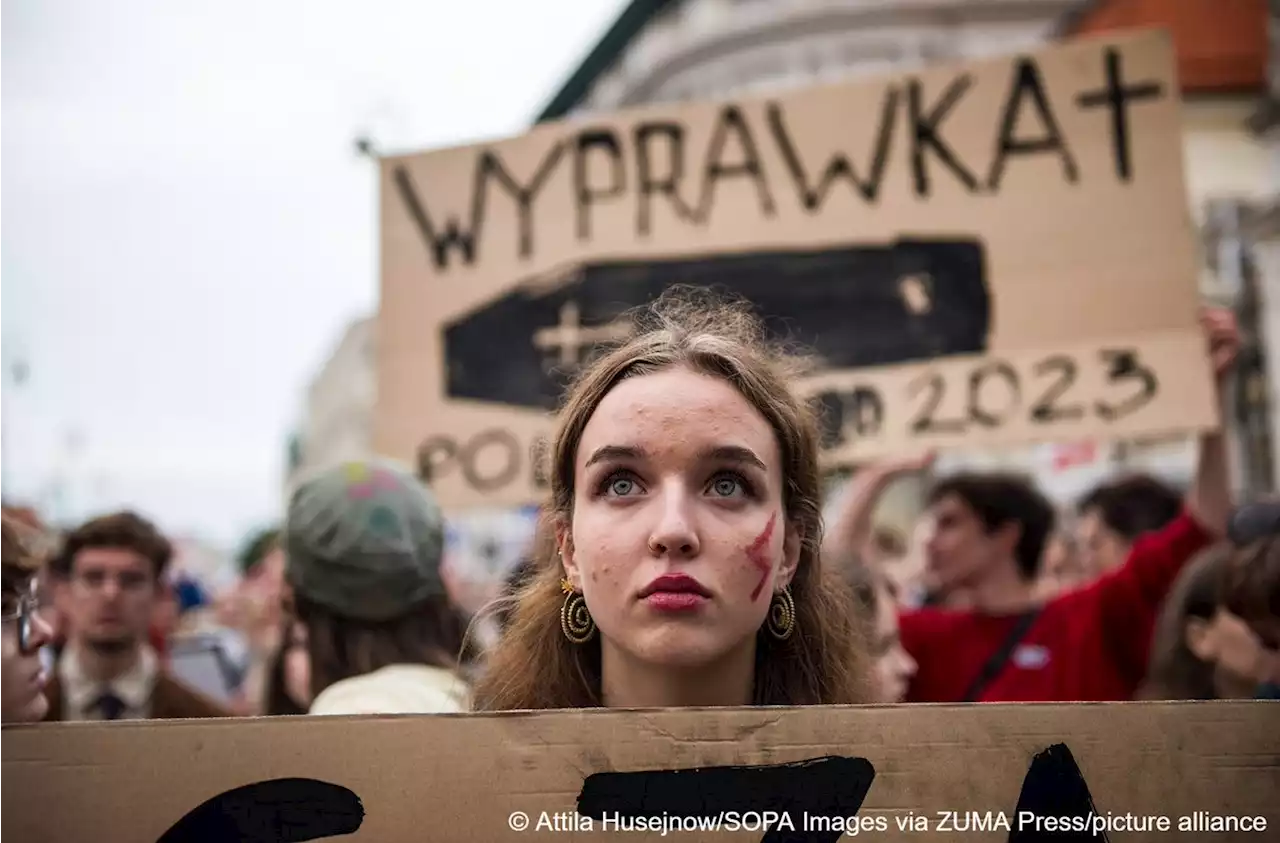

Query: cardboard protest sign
left=3, top=702, right=1276, bottom=842
left=378, top=29, right=1216, bottom=510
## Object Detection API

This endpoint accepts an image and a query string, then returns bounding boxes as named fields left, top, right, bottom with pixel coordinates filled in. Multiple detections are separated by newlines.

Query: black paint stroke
left=444, top=238, right=990, bottom=411
left=156, top=778, right=363, bottom=843
left=906, top=74, right=980, bottom=196
left=1074, top=47, right=1164, bottom=183
left=577, top=756, right=875, bottom=843
left=1007, top=744, right=1109, bottom=843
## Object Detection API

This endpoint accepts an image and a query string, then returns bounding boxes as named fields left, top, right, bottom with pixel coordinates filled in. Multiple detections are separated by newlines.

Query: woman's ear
left=777, top=518, right=803, bottom=588
left=555, top=520, right=581, bottom=588
left=1185, top=617, right=1216, bottom=662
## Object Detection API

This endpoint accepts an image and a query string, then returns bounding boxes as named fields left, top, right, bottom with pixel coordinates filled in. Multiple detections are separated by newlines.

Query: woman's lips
left=640, top=573, right=711, bottom=612
left=644, top=592, right=708, bottom=612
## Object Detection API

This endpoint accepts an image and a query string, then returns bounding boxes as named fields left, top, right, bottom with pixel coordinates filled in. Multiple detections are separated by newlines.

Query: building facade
left=535, top=0, right=1275, bottom=523
left=286, top=317, right=377, bottom=490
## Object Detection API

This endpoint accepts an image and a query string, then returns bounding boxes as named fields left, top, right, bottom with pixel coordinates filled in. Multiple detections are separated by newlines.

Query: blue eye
left=599, top=472, right=644, bottom=498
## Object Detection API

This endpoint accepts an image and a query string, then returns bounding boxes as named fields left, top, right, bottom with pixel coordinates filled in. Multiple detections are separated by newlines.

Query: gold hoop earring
left=560, top=578, right=596, bottom=644
left=766, top=585, right=796, bottom=641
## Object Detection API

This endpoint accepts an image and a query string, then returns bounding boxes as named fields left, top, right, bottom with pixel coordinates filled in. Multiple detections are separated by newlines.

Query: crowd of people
left=3, top=291, right=1278, bottom=726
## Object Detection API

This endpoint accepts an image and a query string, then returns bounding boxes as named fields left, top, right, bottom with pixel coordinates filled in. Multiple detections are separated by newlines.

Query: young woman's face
left=562, top=367, right=800, bottom=671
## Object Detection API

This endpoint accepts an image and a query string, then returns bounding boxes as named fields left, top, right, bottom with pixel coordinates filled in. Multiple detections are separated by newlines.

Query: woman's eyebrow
left=698, top=445, right=766, bottom=471
left=584, top=445, right=648, bottom=468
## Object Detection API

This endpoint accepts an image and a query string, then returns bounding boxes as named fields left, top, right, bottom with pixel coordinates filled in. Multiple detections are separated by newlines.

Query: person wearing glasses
left=2, top=513, right=55, bottom=722
left=43, top=511, right=229, bottom=721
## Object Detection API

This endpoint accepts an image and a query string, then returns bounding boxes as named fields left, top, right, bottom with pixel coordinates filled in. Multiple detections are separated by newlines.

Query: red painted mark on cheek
left=747, top=514, right=778, bottom=602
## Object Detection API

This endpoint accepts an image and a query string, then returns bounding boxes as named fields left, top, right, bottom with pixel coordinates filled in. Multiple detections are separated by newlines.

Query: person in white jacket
left=283, top=459, right=472, bottom=716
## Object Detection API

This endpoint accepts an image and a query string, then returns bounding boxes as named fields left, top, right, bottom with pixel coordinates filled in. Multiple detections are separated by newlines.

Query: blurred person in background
left=2, top=513, right=55, bottom=722
left=1138, top=546, right=1267, bottom=699
left=1221, top=502, right=1280, bottom=698
left=1077, top=474, right=1183, bottom=577
left=262, top=619, right=311, bottom=715
left=822, top=453, right=936, bottom=603
left=161, top=572, right=251, bottom=709
left=285, top=459, right=472, bottom=715
left=147, top=571, right=188, bottom=662
left=844, top=563, right=916, bottom=703
left=218, top=527, right=287, bottom=715
left=44, top=511, right=230, bottom=721
left=488, top=517, right=552, bottom=640
left=865, top=526, right=907, bottom=568
left=1034, top=530, right=1089, bottom=600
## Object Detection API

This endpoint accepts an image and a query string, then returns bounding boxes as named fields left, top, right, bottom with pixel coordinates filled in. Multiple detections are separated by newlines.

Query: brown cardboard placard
left=377, top=29, right=1216, bottom=511
left=3, top=702, right=1276, bottom=842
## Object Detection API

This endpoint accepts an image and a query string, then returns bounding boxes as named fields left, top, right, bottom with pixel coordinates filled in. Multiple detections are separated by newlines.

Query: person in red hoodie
left=825, top=308, right=1239, bottom=702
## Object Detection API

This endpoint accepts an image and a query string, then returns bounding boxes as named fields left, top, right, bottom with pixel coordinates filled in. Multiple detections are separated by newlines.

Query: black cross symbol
left=1075, top=47, right=1165, bottom=182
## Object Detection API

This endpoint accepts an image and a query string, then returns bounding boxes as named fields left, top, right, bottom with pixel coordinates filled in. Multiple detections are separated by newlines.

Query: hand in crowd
left=881, top=449, right=937, bottom=477
left=1201, top=307, right=1241, bottom=381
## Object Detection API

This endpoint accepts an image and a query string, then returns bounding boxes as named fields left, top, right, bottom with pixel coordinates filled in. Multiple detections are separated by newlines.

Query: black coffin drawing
left=443, top=238, right=991, bottom=412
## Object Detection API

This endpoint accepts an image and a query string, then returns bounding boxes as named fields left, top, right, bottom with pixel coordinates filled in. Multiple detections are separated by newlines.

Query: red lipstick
left=640, top=573, right=711, bottom=612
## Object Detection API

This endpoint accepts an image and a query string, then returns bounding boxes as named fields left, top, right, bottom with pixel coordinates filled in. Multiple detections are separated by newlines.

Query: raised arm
left=822, top=452, right=935, bottom=574
left=1090, top=308, right=1239, bottom=674
left=1184, top=308, right=1240, bottom=537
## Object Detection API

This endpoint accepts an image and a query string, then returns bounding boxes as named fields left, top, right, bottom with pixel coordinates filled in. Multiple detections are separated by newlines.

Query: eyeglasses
left=1, top=579, right=44, bottom=654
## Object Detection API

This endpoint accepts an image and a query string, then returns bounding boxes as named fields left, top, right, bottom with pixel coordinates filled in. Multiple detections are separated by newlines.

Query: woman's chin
left=621, top=629, right=743, bottom=671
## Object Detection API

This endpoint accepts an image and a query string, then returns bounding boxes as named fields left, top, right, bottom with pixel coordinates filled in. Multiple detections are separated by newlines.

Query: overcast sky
left=2, top=0, right=628, bottom=548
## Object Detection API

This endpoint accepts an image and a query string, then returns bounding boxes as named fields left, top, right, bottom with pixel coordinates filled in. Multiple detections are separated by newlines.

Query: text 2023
left=817, top=347, right=1159, bottom=446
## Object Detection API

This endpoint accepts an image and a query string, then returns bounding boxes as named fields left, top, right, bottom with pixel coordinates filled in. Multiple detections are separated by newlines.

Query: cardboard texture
left=378, top=29, right=1216, bottom=510
left=3, top=702, right=1276, bottom=842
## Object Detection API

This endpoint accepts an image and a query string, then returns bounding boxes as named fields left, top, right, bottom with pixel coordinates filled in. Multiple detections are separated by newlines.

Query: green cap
left=284, top=459, right=446, bottom=622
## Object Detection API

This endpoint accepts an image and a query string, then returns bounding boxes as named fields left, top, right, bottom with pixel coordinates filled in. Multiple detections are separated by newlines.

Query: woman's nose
left=648, top=489, right=701, bottom=558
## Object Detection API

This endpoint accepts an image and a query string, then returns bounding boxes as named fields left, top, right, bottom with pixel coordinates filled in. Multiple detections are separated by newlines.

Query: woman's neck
left=599, top=639, right=756, bottom=708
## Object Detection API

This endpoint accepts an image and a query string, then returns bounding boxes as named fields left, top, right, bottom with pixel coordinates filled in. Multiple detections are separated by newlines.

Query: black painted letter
left=694, top=105, right=776, bottom=222
left=907, top=74, right=980, bottom=197
left=1008, top=744, right=1109, bottom=843
left=578, top=756, right=875, bottom=843
left=394, top=166, right=479, bottom=271
left=475, top=145, right=566, bottom=263
left=635, top=122, right=696, bottom=235
left=768, top=87, right=899, bottom=209
left=987, top=58, right=1078, bottom=191
left=573, top=131, right=625, bottom=241
left=158, top=778, right=363, bottom=843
